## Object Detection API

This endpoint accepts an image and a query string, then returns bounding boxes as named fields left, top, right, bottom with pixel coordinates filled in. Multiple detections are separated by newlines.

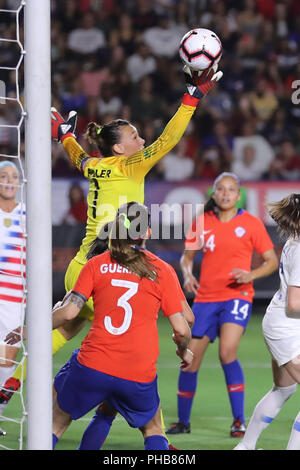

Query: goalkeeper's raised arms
left=51, top=107, right=77, bottom=142
left=183, top=65, right=223, bottom=100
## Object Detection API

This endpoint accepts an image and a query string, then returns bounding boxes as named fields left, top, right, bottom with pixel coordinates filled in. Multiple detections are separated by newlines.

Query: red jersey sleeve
left=250, top=217, right=274, bottom=254
left=73, top=259, right=95, bottom=299
left=184, top=213, right=204, bottom=251
left=159, top=263, right=185, bottom=317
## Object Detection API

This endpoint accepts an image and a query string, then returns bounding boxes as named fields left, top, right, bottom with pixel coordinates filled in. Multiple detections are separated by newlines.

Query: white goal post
left=24, top=0, right=52, bottom=449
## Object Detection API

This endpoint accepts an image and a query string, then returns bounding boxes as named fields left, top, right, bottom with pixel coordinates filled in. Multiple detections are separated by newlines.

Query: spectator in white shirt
left=126, top=42, right=157, bottom=83
left=143, top=14, right=182, bottom=58
left=67, top=12, right=106, bottom=55
left=231, top=122, right=274, bottom=180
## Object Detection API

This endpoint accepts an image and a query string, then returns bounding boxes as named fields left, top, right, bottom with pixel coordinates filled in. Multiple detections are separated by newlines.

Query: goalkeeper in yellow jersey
left=0, top=67, right=223, bottom=429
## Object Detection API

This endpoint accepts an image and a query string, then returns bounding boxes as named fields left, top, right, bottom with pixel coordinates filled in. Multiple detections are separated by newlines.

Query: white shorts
left=0, top=301, right=25, bottom=348
left=263, top=333, right=300, bottom=367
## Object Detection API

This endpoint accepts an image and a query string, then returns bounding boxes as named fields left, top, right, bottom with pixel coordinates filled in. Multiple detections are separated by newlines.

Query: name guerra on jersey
left=100, top=263, right=132, bottom=274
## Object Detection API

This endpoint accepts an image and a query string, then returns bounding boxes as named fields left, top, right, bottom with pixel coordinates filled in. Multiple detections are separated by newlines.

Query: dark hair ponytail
left=204, top=196, right=218, bottom=213
left=109, top=202, right=158, bottom=281
left=84, top=119, right=130, bottom=157
left=267, top=193, right=300, bottom=239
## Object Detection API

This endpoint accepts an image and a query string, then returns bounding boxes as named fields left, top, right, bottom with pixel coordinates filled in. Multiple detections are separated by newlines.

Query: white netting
left=0, top=0, right=27, bottom=450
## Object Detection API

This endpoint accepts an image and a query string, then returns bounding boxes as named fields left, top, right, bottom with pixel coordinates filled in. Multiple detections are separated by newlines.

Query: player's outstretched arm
left=123, top=67, right=223, bottom=182
left=51, top=107, right=93, bottom=171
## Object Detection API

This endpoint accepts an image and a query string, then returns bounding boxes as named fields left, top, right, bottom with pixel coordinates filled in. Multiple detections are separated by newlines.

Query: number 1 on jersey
left=104, top=279, right=139, bottom=335
left=230, top=299, right=249, bottom=320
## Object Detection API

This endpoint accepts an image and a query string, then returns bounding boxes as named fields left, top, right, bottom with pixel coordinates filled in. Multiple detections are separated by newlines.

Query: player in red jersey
left=51, top=202, right=194, bottom=450
left=166, top=172, right=279, bottom=438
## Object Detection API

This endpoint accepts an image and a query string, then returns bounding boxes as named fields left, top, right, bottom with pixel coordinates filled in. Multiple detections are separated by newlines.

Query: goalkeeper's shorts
left=64, top=258, right=94, bottom=321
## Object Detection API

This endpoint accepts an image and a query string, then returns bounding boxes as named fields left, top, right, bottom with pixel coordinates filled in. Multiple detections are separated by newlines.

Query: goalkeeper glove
left=51, top=107, right=77, bottom=143
left=184, top=65, right=223, bottom=100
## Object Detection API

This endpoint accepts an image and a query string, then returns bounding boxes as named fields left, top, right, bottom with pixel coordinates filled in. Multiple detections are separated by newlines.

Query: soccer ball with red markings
left=179, top=28, right=222, bottom=73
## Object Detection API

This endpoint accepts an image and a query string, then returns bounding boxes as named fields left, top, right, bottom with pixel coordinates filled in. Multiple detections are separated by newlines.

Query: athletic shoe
left=168, top=444, right=179, bottom=450
left=230, top=419, right=246, bottom=437
left=0, top=426, right=6, bottom=436
left=0, top=377, right=21, bottom=404
left=166, top=422, right=190, bottom=435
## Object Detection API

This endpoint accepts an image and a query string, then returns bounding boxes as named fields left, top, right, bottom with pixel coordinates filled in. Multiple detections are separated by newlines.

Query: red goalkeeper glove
left=183, top=65, right=223, bottom=104
left=51, top=107, right=77, bottom=142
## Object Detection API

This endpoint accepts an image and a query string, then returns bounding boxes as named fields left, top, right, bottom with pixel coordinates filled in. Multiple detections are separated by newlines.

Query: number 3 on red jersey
left=104, top=279, right=139, bottom=335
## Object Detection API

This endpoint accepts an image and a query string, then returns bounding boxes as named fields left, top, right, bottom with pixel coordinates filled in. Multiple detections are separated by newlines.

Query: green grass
left=1, top=307, right=299, bottom=451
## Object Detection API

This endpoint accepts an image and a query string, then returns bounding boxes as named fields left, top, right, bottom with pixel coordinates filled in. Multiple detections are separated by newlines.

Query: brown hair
left=109, top=202, right=158, bottom=281
left=267, top=193, right=300, bottom=239
left=84, top=119, right=130, bottom=157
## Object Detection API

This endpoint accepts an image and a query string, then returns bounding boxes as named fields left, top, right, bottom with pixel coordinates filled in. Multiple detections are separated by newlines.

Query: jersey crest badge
left=235, top=226, right=246, bottom=238
left=3, top=218, right=12, bottom=228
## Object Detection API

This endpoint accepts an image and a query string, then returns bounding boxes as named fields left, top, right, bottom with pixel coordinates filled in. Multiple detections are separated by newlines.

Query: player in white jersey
left=0, top=161, right=25, bottom=436
left=234, top=193, right=300, bottom=450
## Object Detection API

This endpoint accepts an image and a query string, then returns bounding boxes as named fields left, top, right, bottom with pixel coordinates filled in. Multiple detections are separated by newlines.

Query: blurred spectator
left=126, top=42, right=157, bottom=83
left=195, top=146, right=221, bottom=180
left=62, top=183, right=88, bottom=225
left=128, top=76, right=162, bottom=123
left=202, top=120, right=233, bottom=169
left=67, top=12, right=106, bottom=55
left=232, top=144, right=266, bottom=181
left=143, top=13, right=182, bottom=58
left=97, top=82, right=122, bottom=118
left=236, top=0, right=263, bottom=36
left=60, top=76, right=87, bottom=113
left=157, top=137, right=195, bottom=181
left=130, top=0, right=159, bottom=32
left=79, top=61, right=109, bottom=98
left=231, top=121, right=274, bottom=180
left=109, top=13, right=138, bottom=56
left=263, top=108, right=291, bottom=150
left=249, top=76, right=278, bottom=129
left=203, top=82, right=233, bottom=120
left=266, top=140, right=300, bottom=181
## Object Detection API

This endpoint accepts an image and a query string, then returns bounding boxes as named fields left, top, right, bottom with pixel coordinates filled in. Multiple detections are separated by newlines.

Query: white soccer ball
left=179, top=28, right=222, bottom=72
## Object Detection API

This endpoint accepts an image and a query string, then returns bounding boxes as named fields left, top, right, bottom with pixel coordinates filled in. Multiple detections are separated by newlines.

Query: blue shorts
left=54, top=350, right=160, bottom=429
left=191, top=299, right=252, bottom=343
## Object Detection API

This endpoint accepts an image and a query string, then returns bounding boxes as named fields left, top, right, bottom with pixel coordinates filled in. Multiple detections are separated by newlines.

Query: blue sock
left=78, top=409, right=115, bottom=450
left=177, top=370, right=198, bottom=425
left=52, top=433, right=58, bottom=449
left=222, top=360, right=245, bottom=423
left=144, top=435, right=169, bottom=450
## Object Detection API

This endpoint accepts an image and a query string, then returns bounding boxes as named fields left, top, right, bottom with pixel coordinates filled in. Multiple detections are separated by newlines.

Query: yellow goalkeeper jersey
left=62, top=101, right=196, bottom=265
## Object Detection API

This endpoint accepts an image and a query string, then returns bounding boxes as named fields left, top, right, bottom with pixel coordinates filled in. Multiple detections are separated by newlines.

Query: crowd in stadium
left=1, top=0, right=299, bottom=181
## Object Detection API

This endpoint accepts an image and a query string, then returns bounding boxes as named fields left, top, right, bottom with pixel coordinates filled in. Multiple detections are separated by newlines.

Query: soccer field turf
left=0, top=304, right=299, bottom=451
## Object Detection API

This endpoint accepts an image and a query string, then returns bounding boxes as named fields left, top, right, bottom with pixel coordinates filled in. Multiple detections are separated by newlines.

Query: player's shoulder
left=238, top=209, right=264, bottom=225
left=284, top=238, right=300, bottom=256
left=144, top=249, right=177, bottom=276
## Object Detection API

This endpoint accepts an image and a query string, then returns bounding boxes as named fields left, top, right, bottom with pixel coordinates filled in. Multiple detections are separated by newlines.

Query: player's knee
left=272, top=383, right=297, bottom=400
left=219, top=346, right=236, bottom=364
